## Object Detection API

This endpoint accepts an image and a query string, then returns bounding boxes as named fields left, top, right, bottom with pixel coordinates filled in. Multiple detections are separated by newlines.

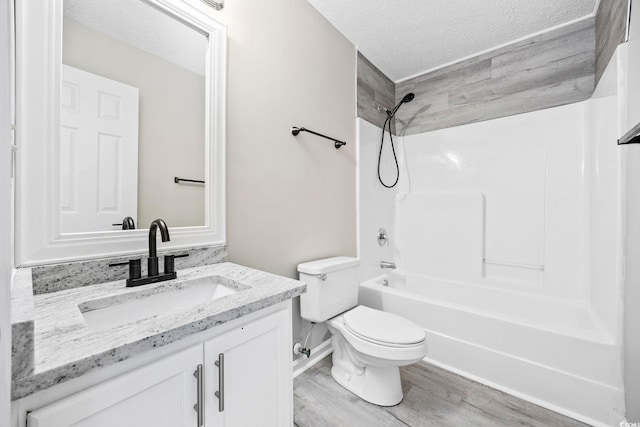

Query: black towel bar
left=291, top=126, right=347, bottom=149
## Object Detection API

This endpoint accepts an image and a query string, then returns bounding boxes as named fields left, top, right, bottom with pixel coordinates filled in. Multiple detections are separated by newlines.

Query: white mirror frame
left=15, top=0, right=226, bottom=266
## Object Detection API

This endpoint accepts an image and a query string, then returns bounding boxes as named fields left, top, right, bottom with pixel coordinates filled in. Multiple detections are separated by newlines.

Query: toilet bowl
left=297, top=257, right=427, bottom=406
left=326, top=305, right=427, bottom=406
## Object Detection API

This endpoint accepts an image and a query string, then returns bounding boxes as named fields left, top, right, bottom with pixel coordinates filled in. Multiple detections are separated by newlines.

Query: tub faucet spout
left=380, top=261, right=396, bottom=269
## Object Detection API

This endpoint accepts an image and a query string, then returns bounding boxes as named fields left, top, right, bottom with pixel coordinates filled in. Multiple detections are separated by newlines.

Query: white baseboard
left=292, top=339, right=332, bottom=379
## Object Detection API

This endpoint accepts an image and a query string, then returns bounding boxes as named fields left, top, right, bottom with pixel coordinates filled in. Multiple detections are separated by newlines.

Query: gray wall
left=63, top=19, right=206, bottom=229
left=213, top=1, right=357, bottom=279
left=0, top=0, right=13, bottom=423
left=624, top=0, right=640, bottom=420
left=209, top=1, right=357, bottom=351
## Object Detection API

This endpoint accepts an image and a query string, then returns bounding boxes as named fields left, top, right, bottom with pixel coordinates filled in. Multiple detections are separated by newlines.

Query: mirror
left=62, top=0, right=206, bottom=232
left=16, top=0, right=226, bottom=265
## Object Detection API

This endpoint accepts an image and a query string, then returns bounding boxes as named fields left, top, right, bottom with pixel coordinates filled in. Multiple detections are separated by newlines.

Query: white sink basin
left=79, top=276, right=241, bottom=331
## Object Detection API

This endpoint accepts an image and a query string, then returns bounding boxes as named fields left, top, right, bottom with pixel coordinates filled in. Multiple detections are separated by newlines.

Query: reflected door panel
left=60, top=65, right=139, bottom=233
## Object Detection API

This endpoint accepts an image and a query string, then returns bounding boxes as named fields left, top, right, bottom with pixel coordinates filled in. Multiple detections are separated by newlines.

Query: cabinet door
left=204, top=308, right=292, bottom=427
left=27, top=345, right=202, bottom=427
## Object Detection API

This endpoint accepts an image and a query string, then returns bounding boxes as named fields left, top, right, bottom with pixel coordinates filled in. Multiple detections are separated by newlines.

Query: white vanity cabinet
left=20, top=304, right=292, bottom=427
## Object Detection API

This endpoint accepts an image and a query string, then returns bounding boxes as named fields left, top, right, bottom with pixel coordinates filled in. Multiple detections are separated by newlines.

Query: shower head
left=401, top=93, right=415, bottom=103
left=388, top=92, right=415, bottom=117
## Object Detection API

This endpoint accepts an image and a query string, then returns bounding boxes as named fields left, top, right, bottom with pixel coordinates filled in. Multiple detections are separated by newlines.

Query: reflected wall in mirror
left=16, top=0, right=226, bottom=265
left=61, top=0, right=206, bottom=233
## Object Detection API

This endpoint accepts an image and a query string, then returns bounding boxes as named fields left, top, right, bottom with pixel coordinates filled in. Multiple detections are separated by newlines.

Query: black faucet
left=148, top=218, right=170, bottom=276
left=125, top=219, right=177, bottom=287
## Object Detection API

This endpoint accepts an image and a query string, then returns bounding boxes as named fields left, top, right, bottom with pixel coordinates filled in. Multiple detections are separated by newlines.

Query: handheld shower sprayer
left=402, top=93, right=416, bottom=102
left=395, top=92, right=415, bottom=111
left=378, top=93, right=415, bottom=188
left=382, top=93, right=415, bottom=117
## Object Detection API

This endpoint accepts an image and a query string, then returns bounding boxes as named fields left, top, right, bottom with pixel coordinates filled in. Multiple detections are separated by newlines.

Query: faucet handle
left=129, top=259, right=142, bottom=280
left=164, top=255, right=175, bottom=274
left=108, top=259, right=141, bottom=280
left=377, top=228, right=388, bottom=246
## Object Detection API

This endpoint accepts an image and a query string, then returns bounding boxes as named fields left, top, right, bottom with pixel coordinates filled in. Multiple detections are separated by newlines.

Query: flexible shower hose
left=377, top=113, right=400, bottom=188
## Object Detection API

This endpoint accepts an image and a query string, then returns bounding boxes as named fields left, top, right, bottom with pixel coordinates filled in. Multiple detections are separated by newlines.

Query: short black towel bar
left=291, top=126, right=347, bottom=149
left=174, top=177, right=205, bottom=184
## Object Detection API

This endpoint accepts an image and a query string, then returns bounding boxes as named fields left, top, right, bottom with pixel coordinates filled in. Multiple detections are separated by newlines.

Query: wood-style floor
left=293, top=357, right=588, bottom=427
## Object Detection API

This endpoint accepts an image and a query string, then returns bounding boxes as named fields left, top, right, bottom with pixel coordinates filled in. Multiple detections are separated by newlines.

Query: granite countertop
left=11, top=262, right=306, bottom=400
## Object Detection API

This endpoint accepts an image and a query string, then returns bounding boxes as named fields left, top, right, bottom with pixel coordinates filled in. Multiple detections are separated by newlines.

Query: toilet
left=298, top=257, right=427, bottom=406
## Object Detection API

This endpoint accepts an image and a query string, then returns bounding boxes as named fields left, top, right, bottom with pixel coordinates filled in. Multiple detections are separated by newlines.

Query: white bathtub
left=358, top=272, right=624, bottom=426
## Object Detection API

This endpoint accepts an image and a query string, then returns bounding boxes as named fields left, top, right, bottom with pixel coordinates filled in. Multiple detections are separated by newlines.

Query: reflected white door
left=60, top=65, right=139, bottom=233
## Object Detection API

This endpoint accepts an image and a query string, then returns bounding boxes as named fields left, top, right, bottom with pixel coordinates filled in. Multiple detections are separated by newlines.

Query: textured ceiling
left=64, top=0, right=207, bottom=75
left=307, top=0, right=598, bottom=82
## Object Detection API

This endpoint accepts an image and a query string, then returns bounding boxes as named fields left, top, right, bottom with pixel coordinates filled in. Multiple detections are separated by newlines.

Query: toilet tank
left=298, top=257, right=360, bottom=323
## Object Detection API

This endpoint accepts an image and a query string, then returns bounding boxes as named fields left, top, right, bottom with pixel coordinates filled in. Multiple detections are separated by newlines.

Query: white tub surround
left=356, top=45, right=627, bottom=426
left=10, top=262, right=305, bottom=400
left=621, top=0, right=640, bottom=417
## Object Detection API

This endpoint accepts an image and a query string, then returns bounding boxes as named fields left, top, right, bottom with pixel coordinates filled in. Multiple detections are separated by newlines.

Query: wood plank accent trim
left=394, top=17, right=596, bottom=135
left=356, top=52, right=395, bottom=130
left=596, top=0, right=628, bottom=84
left=356, top=6, right=628, bottom=137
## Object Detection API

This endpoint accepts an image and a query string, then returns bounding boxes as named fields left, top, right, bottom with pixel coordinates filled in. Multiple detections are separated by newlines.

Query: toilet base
left=330, top=355, right=403, bottom=406
left=324, top=309, right=427, bottom=407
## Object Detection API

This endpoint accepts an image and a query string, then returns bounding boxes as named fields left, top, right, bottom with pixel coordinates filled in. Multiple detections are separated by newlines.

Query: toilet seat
left=343, top=306, right=425, bottom=348
left=328, top=306, right=427, bottom=365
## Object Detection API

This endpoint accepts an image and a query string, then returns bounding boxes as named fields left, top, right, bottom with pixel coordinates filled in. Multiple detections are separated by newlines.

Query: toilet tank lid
left=297, top=257, right=359, bottom=275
